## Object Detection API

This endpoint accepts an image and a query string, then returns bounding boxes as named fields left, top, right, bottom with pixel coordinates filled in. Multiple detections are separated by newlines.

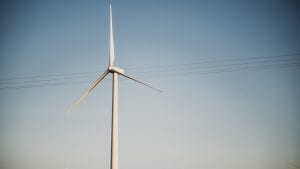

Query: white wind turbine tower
left=69, top=1, right=161, bottom=169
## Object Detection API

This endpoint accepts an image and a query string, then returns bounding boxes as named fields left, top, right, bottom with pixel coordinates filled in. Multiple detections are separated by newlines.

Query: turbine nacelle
left=108, top=66, right=124, bottom=74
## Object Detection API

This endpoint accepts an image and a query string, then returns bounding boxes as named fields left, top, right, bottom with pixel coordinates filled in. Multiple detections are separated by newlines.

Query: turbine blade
left=119, top=73, right=162, bottom=92
left=68, top=70, right=109, bottom=112
left=109, top=3, right=115, bottom=67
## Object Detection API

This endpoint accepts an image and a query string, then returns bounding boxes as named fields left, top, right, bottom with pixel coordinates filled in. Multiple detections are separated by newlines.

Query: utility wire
left=0, top=71, right=98, bottom=82
left=124, top=53, right=300, bottom=70
left=0, top=74, right=96, bottom=85
left=128, top=57, right=299, bottom=75
left=2, top=59, right=299, bottom=88
left=0, top=53, right=300, bottom=84
left=1, top=53, right=299, bottom=83
left=0, top=62, right=299, bottom=90
left=141, top=62, right=300, bottom=79
left=1, top=57, right=297, bottom=85
left=0, top=53, right=299, bottom=90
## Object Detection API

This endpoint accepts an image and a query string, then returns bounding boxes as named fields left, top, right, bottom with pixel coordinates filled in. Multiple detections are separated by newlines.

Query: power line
left=129, top=57, right=299, bottom=75
left=124, top=53, right=300, bottom=70
left=0, top=61, right=299, bottom=90
left=0, top=74, right=96, bottom=85
left=1, top=53, right=299, bottom=83
left=2, top=55, right=297, bottom=90
left=0, top=80, right=92, bottom=90
left=0, top=53, right=300, bottom=83
left=2, top=57, right=296, bottom=85
left=0, top=71, right=99, bottom=82
left=142, top=62, right=300, bottom=78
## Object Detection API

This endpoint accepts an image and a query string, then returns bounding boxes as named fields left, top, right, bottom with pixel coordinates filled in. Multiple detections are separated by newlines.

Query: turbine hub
left=108, top=66, right=125, bottom=74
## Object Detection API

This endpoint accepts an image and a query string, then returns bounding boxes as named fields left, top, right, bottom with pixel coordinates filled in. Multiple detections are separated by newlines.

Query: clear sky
left=0, top=0, right=299, bottom=169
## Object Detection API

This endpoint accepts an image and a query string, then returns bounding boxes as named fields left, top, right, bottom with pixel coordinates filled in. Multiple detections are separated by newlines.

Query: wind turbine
left=69, top=1, right=161, bottom=169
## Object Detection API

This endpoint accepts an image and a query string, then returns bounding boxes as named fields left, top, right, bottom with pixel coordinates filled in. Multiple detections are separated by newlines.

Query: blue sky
left=0, top=0, right=300, bottom=169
